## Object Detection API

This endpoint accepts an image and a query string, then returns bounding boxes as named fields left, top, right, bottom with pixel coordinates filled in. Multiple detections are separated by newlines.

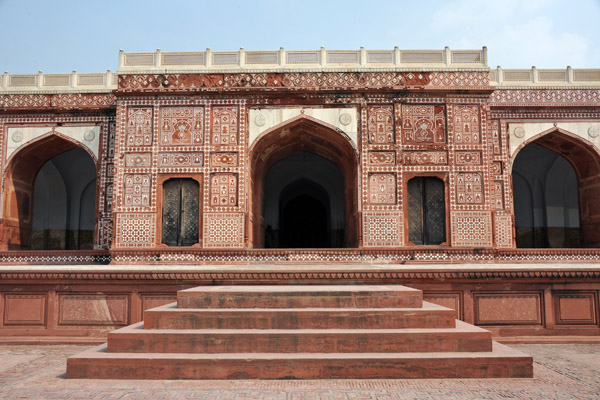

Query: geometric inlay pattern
left=453, top=105, right=480, bottom=144
left=115, top=213, right=156, bottom=248
left=159, top=106, right=204, bottom=146
left=368, top=173, right=396, bottom=204
left=211, top=106, right=238, bottom=145
left=368, top=151, right=395, bottom=166
left=455, top=151, right=481, bottom=165
left=124, top=174, right=151, bottom=207
left=401, top=105, right=446, bottom=144
left=403, top=151, right=448, bottom=165
left=210, top=152, right=239, bottom=167
left=203, top=213, right=244, bottom=248
left=456, top=173, right=484, bottom=204
left=494, top=213, right=513, bottom=248
left=124, top=153, right=152, bottom=168
left=491, top=119, right=501, bottom=155
left=451, top=211, right=492, bottom=247
left=210, top=174, right=238, bottom=206
left=362, top=212, right=402, bottom=247
left=367, top=105, right=394, bottom=144
left=493, top=181, right=504, bottom=210
left=126, top=107, right=153, bottom=146
left=158, top=153, right=203, bottom=168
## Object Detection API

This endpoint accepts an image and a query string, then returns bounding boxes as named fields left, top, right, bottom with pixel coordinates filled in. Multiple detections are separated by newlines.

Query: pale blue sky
left=1, top=0, right=599, bottom=73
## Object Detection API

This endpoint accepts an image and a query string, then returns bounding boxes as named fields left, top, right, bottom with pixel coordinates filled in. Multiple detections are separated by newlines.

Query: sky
left=1, top=0, right=599, bottom=74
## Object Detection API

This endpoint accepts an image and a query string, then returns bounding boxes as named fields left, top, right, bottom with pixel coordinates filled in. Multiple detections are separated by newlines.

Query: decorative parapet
left=0, top=70, right=117, bottom=93
left=117, top=47, right=489, bottom=73
left=491, top=66, right=600, bottom=88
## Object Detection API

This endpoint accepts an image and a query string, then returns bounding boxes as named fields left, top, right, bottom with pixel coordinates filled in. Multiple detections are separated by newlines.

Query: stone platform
left=66, top=285, right=532, bottom=379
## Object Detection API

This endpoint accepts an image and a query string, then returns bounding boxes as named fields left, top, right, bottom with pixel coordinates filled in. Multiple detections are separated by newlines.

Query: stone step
left=66, top=342, right=533, bottom=379
left=144, top=301, right=456, bottom=330
left=177, top=285, right=423, bottom=309
left=108, top=321, right=491, bottom=353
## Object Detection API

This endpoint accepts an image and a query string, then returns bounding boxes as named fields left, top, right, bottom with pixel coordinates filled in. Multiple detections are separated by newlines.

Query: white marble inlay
left=248, top=107, right=358, bottom=149
left=509, top=122, right=600, bottom=160
left=5, top=125, right=100, bottom=163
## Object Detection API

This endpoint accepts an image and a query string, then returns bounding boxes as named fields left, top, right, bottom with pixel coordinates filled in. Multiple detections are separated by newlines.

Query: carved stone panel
left=124, top=174, right=151, bottom=207
left=368, top=151, right=395, bottom=166
left=126, top=107, right=153, bottom=146
left=211, top=106, right=238, bottom=145
left=159, top=106, right=204, bottom=146
left=455, top=151, right=482, bottom=165
left=453, top=105, right=480, bottom=144
left=456, top=173, right=484, bottom=204
left=368, top=173, right=396, bottom=204
left=401, top=105, right=446, bottom=144
left=210, top=174, right=238, bottom=206
left=158, top=153, right=203, bottom=168
left=210, top=152, right=239, bottom=167
left=124, top=153, right=151, bottom=168
left=367, top=106, right=394, bottom=144
left=403, top=151, right=448, bottom=165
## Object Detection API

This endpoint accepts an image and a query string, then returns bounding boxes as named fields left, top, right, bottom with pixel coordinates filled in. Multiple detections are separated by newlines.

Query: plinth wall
left=0, top=264, right=598, bottom=341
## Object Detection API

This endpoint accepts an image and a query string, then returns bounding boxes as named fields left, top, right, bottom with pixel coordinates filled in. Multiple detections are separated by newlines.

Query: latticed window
left=408, top=177, right=445, bottom=245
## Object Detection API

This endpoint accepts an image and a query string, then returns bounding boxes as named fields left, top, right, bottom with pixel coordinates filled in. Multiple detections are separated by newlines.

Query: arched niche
left=2, top=133, right=97, bottom=250
left=249, top=115, right=358, bottom=248
left=511, top=128, right=600, bottom=247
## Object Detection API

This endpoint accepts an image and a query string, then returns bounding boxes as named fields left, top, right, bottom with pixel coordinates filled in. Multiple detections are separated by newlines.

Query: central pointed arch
left=249, top=114, right=359, bottom=248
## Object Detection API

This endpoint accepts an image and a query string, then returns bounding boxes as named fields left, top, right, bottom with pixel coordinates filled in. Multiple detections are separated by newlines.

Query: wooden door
left=162, top=179, right=199, bottom=246
left=408, top=177, right=445, bottom=245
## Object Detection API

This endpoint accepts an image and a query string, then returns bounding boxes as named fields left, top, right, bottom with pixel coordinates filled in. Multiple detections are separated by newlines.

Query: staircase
left=67, top=285, right=533, bottom=379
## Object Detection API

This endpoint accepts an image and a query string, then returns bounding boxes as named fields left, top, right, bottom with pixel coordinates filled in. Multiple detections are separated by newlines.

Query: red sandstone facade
left=0, top=48, right=598, bottom=341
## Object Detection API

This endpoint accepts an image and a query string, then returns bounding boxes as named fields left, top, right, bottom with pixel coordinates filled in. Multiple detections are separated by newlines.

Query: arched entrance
left=250, top=115, right=358, bottom=248
left=2, top=133, right=97, bottom=250
left=512, top=128, right=600, bottom=248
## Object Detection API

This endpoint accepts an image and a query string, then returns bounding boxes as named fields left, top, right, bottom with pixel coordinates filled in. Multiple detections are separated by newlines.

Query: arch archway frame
left=510, top=124, right=600, bottom=247
left=248, top=114, right=359, bottom=248
left=249, top=107, right=359, bottom=150
left=5, top=125, right=100, bottom=166
left=1, top=130, right=100, bottom=250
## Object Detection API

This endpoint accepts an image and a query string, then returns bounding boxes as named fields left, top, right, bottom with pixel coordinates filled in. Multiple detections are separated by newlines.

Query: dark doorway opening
left=408, top=177, right=446, bottom=245
left=280, top=193, right=329, bottom=248
left=513, top=143, right=580, bottom=248
left=263, top=151, right=344, bottom=248
left=162, top=178, right=199, bottom=246
left=32, top=147, right=96, bottom=250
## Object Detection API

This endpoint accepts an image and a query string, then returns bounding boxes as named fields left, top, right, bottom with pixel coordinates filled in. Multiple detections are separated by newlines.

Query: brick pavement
left=0, top=344, right=598, bottom=399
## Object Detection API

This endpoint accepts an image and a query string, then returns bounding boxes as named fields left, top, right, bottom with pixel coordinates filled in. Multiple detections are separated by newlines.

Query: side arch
left=1, top=132, right=98, bottom=249
left=249, top=115, right=359, bottom=248
left=511, top=127, right=600, bottom=247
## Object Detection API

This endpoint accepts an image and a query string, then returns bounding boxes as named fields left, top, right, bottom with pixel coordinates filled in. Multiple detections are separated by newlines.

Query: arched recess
left=1, top=132, right=98, bottom=250
left=249, top=114, right=359, bottom=248
left=511, top=128, right=600, bottom=247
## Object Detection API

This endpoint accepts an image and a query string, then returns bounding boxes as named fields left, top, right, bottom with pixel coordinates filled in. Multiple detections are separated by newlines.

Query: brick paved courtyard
left=0, top=344, right=598, bottom=399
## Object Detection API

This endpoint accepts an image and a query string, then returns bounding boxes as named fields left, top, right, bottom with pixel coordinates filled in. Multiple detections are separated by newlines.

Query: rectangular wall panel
left=474, top=292, right=542, bottom=325
left=554, top=292, right=598, bottom=325
left=58, top=293, right=129, bottom=326
left=2, top=293, right=46, bottom=326
left=423, top=292, right=463, bottom=319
